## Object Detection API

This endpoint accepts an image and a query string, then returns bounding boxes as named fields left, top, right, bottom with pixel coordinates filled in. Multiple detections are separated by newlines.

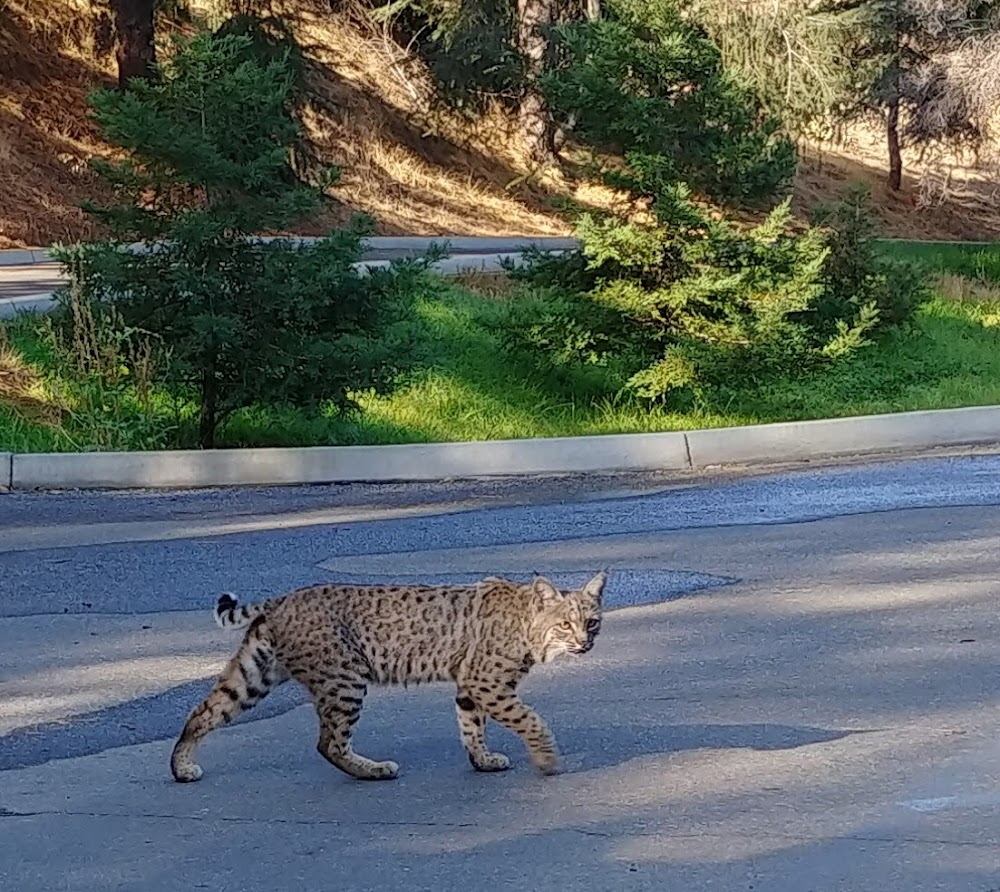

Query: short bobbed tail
left=213, top=593, right=263, bottom=630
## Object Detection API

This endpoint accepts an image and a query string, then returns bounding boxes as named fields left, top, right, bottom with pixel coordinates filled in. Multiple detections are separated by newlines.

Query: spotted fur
left=170, top=571, right=607, bottom=783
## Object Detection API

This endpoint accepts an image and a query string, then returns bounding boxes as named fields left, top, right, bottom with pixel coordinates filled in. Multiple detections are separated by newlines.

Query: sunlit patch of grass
left=880, top=241, right=1000, bottom=283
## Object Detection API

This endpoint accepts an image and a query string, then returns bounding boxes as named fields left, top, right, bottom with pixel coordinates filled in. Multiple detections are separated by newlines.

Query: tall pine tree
left=59, top=32, right=411, bottom=448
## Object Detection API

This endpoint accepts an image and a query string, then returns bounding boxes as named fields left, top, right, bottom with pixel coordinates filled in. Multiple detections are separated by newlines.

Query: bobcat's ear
left=532, top=576, right=563, bottom=606
left=580, top=570, right=607, bottom=610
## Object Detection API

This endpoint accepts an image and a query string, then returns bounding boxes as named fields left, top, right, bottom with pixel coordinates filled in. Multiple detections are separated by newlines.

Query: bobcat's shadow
left=549, top=721, right=864, bottom=773
left=382, top=717, right=865, bottom=777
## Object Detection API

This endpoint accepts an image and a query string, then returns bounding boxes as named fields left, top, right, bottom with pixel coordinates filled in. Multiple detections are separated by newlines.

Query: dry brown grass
left=1, top=0, right=999, bottom=248
left=793, top=124, right=1000, bottom=241
left=0, top=0, right=579, bottom=246
left=0, top=0, right=118, bottom=247
left=935, top=272, right=1000, bottom=302
left=450, top=270, right=517, bottom=300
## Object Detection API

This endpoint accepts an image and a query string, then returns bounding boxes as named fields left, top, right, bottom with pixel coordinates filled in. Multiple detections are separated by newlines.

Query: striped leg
left=170, top=621, right=287, bottom=782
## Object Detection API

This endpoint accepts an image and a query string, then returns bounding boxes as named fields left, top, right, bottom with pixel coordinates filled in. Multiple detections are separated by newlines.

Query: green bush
left=55, top=31, right=430, bottom=448
left=506, top=189, right=923, bottom=407
left=501, top=0, right=923, bottom=412
left=492, top=286, right=643, bottom=403
left=542, top=0, right=796, bottom=206
left=809, top=185, right=929, bottom=338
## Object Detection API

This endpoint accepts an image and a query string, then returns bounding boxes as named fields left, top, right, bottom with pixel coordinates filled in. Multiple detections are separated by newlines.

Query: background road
left=1, top=454, right=999, bottom=890
left=0, top=237, right=577, bottom=317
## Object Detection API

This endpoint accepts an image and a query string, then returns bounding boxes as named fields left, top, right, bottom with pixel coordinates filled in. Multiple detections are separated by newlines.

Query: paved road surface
left=2, top=454, right=999, bottom=890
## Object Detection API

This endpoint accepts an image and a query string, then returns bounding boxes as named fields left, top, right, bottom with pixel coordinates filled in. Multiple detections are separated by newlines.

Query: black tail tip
left=217, top=593, right=238, bottom=611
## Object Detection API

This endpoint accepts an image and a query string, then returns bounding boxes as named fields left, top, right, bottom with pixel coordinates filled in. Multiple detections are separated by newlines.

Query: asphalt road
left=2, top=454, right=1000, bottom=890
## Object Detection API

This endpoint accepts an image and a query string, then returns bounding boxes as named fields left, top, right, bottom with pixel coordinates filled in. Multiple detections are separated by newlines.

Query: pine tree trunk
left=516, top=0, right=557, bottom=164
left=886, top=96, right=902, bottom=191
left=113, top=0, right=156, bottom=90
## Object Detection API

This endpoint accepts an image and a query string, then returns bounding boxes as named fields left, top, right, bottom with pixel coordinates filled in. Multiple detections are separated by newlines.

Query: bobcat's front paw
left=470, top=752, right=511, bottom=772
left=367, top=759, right=400, bottom=780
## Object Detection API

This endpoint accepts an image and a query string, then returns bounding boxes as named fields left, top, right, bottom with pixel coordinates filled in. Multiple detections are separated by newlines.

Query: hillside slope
left=1, top=0, right=998, bottom=249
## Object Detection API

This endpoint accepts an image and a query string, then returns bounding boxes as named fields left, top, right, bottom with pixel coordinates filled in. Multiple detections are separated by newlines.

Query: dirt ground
left=2, top=0, right=998, bottom=249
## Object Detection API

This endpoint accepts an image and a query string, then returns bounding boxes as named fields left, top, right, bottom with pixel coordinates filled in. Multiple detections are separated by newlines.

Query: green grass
left=0, top=407, right=68, bottom=453
left=348, top=286, right=1000, bottom=441
left=879, top=240, right=1000, bottom=282
left=3, top=240, right=1000, bottom=453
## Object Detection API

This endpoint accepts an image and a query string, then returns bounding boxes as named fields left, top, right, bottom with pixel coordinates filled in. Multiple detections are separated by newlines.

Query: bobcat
left=170, top=571, right=606, bottom=783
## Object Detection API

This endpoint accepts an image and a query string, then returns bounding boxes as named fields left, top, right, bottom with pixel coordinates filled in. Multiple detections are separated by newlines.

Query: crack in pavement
left=0, top=808, right=995, bottom=850
left=0, top=807, right=477, bottom=828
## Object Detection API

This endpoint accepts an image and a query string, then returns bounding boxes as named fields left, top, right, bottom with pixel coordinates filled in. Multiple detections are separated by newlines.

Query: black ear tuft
left=217, top=593, right=238, bottom=610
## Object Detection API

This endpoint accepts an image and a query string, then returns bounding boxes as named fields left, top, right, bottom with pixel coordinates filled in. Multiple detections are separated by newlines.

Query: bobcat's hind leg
left=302, top=665, right=398, bottom=781
left=170, top=619, right=287, bottom=783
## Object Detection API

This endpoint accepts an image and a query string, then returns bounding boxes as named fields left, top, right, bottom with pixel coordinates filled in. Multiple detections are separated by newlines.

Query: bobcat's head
left=528, top=571, right=606, bottom=663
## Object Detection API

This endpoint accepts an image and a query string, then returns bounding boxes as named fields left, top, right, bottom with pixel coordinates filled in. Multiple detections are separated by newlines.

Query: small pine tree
left=833, top=0, right=1000, bottom=189
left=815, top=0, right=927, bottom=189
left=506, top=188, right=922, bottom=405
left=55, top=31, right=411, bottom=448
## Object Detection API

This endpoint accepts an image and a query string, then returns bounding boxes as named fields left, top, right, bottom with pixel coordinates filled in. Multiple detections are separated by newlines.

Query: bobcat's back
left=232, top=578, right=538, bottom=685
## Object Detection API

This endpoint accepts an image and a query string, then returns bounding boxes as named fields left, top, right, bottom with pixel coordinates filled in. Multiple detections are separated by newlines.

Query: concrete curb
left=7, top=406, right=1000, bottom=491
left=0, top=293, right=60, bottom=316
left=873, top=238, right=999, bottom=245
left=0, top=236, right=579, bottom=267
left=11, top=431, right=691, bottom=490
left=0, top=250, right=47, bottom=266
left=4, top=236, right=994, bottom=266
left=684, top=405, right=1000, bottom=467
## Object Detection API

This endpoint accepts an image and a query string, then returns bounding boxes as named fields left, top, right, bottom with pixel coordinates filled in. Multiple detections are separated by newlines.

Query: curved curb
left=3, top=235, right=994, bottom=267
left=5, top=405, right=1000, bottom=491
